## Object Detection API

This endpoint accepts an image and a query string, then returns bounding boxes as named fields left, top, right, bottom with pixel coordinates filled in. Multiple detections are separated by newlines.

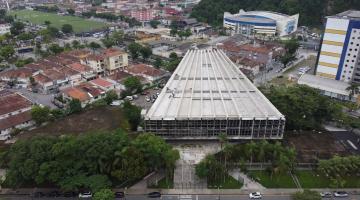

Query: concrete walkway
left=229, top=170, right=265, bottom=190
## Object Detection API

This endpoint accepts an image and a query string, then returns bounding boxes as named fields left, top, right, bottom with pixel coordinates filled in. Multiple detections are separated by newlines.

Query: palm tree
left=346, top=83, right=360, bottom=101
left=218, top=133, right=228, bottom=150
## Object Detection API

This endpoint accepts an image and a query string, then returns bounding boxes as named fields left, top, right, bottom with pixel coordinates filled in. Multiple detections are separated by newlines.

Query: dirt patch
left=18, top=106, right=130, bottom=139
left=285, top=132, right=348, bottom=163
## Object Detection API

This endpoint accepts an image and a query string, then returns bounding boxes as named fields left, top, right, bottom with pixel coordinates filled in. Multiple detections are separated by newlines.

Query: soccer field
left=10, top=10, right=108, bottom=33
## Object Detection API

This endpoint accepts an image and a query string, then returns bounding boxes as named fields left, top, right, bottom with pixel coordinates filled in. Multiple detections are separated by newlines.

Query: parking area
left=132, top=88, right=162, bottom=110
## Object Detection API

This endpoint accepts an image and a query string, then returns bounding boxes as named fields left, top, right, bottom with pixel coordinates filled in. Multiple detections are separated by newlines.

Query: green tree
left=101, top=37, right=115, bottom=48
left=150, top=20, right=161, bottom=29
left=123, top=76, right=142, bottom=93
left=44, top=20, right=51, bottom=26
left=93, top=189, right=114, bottom=200
left=153, top=57, right=162, bottom=68
left=31, top=105, right=50, bottom=125
left=292, top=190, right=321, bottom=200
left=68, top=99, right=82, bottom=114
left=89, top=42, right=101, bottom=51
left=346, top=83, right=360, bottom=100
left=110, top=30, right=124, bottom=45
left=123, top=101, right=141, bottom=131
left=72, top=40, right=80, bottom=49
left=67, top=8, right=75, bottom=15
left=0, top=45, right=15, bottom=60
left=10, top=21, right=25, bottom=35
left=104, top=90, right=118, bottom=104
left=61, top=24, right=73, bottom=34
left=140, top=46, right=152, bottom=61
left=128, top=42, right=142, bottom=59
left=48, top=44, right=64, bottom=55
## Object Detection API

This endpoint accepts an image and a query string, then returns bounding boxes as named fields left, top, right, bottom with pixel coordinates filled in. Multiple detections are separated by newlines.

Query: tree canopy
left=263, top=85, right=342, bottom=130
left=191, top=0, right=360, bottom=27
left=1, top=132, right=179, bottom=191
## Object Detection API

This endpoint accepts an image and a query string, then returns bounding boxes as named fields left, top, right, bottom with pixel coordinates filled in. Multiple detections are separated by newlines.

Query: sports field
left=10, top=10, right=108, bottom=33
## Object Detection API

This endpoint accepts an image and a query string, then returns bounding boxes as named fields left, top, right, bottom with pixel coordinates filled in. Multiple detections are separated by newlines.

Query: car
left=115, top=191, right=125, bottom=198
left=125, top=96, right=134, bottom=101
left=320, top=192, right=332, bottom=198
left=249, top=192, right=262, bottom=199
left=79, top=191, right=92, bottom=198
left=156, top=92, right=160, bottom=96
left=148, top=192, right=161, bottom=198
left=334, top=191, right=348, bottom=197
left=145, top=97, right=151, bottom=102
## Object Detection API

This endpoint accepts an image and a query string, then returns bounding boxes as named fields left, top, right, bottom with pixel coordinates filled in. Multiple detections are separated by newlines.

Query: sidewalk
left=228, top=170, right=265, bottom=190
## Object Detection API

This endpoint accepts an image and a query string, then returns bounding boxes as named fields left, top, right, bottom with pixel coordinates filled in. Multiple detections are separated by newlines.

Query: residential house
left=81, top=54, right=106, bottom=75
left=0, top=90, right=34, bottom=140
left=61, top=83, right=106, bottom=107
left=102, top=48, right=128, bottom=74
left=125, top=63, right=167, bottom=82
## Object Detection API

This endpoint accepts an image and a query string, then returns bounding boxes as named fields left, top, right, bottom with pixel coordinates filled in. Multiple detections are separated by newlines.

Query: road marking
left=347, top=140, right=358, bottom=150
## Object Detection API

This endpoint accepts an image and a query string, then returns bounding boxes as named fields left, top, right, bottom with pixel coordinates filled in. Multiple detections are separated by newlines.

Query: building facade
left=315, top=10, right=360, bottom=83
left=145, top=48, right=285, bottom=140
left=223, top=10, right=299, bottom=37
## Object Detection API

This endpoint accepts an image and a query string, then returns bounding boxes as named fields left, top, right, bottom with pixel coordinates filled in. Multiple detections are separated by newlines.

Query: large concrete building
left=223, top=10, right=299, bottom=37
left=145, top=48, right=285, bottom=140
left=315, top=10, right=360, bottom=83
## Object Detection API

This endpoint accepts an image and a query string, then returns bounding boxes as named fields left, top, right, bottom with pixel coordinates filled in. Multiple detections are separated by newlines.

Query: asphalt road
left=1, top=194, right=360, bottom=200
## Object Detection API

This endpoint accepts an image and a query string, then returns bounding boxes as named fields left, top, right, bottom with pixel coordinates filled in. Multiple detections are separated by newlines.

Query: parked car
left=320, top=192, right=332, bottom=198
left=79, top=191, right=92, bottom=198
left=249, top=192, right=262, bottom=199
left=148, top=192, right=161, bottom=198
left=125, top=96, right=134, bottom=101
left=333, top=191, right=348, bottom=197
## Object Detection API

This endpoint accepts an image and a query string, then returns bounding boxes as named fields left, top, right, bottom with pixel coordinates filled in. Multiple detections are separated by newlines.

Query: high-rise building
left=315, top=10, right=360, bottom=83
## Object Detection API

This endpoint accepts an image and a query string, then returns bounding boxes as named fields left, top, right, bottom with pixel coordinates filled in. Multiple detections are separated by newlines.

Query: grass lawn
left=208, top=175, right=243, bottom=189
left=249, top=171, right=297, bottom=188
left=296, top=171, right=360, bottom=188
left=10, top=10, right=108, bottom=33
left=149, top=177, right=174, bottom=189
left=295, top=171, right=330, bottom=188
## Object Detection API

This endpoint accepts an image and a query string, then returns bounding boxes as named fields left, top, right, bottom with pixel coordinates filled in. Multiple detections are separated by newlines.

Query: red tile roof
left=127, top=64, right=165, bottom=77
left=0, top=68, right=37, bottom=79
left=0, top=110, right=32, bottom=131
left=0, top=91, right=32, bottom=116
left=102, top=48, right=126, bottom=57
left=107, top=71, right=131, bottom=82
left=90, top=78, right=113, bottom=88
left=33, top=73, right=52, bottom=84
left=86, top=54, right=105, bottom=61
left=68, top=62, right=93, bottom=73
left=62, top=87, right=90, bottom=102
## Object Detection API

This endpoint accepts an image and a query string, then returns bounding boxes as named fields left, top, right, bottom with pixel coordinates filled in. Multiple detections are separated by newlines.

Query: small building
left=68, top=62, right=97, bottom=81
left=125, top=63, right=168, bottom=82
left=0, top=67, right=38, bottom=88
left=61, top=83, right=106, bottom=107
left=102, top=48, right=129, bottom=74
left=298, top=74, right=353, bottom=101
left=0, top=90, right=34, bottom=140
left=81, top=54, right=106, bottom=75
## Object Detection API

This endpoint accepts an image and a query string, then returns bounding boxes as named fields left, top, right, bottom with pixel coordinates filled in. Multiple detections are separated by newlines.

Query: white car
left=333, top=191, right=348, bottom=197
left=249, top=192, right=262, bottom=199
left=79, top=191, right=92, bottom=198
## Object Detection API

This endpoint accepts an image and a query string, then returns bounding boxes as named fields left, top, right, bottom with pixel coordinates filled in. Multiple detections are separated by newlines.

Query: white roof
left=146, top=49, right=284, bottom=120
left=298, top=74, right=350, bottom=96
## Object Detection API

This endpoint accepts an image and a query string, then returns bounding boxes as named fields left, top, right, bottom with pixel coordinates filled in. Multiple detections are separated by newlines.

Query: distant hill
left=190, top=0, right=360, bottom=27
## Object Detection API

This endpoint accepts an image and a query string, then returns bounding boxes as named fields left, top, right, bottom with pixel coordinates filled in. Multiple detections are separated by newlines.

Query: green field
left=249, top=171, right=297, bottom=188
left=10, top=10, right=108, bottom=33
